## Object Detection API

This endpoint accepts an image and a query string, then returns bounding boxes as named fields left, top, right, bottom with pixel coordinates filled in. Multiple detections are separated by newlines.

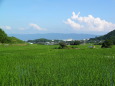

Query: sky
left=0, top=0, right=115, bottom=35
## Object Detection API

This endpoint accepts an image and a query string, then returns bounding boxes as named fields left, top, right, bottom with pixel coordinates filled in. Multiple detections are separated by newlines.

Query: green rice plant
left=0, top=44, right=115, bottom=86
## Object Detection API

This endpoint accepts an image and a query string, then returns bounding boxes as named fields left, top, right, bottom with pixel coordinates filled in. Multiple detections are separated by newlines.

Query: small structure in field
left=29, top=42, right=33, bottom=44
left=89, top=46, right=95, bottom=49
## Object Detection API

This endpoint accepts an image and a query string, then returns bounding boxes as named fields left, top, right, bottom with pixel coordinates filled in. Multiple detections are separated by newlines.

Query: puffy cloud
left=65, top=18, right=83, bottom=29
left=0, top=26, right=12, bottom=30
left=65, top=12, right=115, bottom=32
left=29, top=23, right=46, bottom=31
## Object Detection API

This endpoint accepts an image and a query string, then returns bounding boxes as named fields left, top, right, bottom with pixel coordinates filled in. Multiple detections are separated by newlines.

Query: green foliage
left=59, top=42, right=67, bottom=49
left=66, top=41, right=81, bottom=45
left=0, top=28, right=9, bottom=43
left=28, top=38, right=52, bottom=43
left=101, top=40, right=113, bottom=48
left=0, top=44, right=115, bottom=85
left=73, top=41, right=81, bottom=45
left=110, top=36, right=115, bottom=45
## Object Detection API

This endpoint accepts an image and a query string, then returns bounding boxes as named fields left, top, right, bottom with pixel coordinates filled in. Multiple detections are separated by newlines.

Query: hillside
left=0, top=28, right=9, bottom=43
left=89, top=30, right=115, bottom=44
left=0, top=28, right=24, bottom=44
left=8, top=36, right=25, bottom=44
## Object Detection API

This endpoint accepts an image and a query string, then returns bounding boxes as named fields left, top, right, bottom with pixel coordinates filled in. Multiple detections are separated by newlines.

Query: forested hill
left=89, top=29, right=115, bottom=44
left=0, top=28, right=24, bottom=44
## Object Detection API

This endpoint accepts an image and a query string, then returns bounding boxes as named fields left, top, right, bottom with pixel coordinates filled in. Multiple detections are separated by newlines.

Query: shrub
left=59, top=42, right=67, bottom=49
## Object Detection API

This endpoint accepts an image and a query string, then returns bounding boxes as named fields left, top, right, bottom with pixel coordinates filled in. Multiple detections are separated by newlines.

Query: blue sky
left=0, top=0, right=115, bottom=35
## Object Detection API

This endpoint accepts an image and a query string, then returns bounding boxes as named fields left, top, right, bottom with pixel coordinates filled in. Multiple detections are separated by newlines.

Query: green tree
left=101, top=40, right=113, bottom=48
left=0, top=28, right=9, bottom=43
left=69, top=41, right=81, bottom=45
left=59, top=42, right=67, bottom=49
left=74, top=41, right=81, bottom=45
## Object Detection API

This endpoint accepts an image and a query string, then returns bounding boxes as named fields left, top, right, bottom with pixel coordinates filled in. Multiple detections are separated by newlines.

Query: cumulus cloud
left=65, top=12, right=115, bottom=32
left=0, top=26, right=12, bottom=30
left=29, top=23, right=46, bottom=31
left=65, top=18, right=83, bottom=29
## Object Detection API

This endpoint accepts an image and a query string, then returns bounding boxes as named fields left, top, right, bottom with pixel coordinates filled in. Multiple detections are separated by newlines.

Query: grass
left=0, top=44, right=115, bottom=86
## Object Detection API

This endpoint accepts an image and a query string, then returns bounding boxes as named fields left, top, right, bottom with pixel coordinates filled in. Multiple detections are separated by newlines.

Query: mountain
left=89, top=30, right=115, bottom=44
left=8, top=33, right=98, bottom=41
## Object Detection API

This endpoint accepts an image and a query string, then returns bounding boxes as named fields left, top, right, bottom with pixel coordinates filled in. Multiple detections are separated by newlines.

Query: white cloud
left=0, top=26, right=12, bottom=30
left=29, top=23, right=46, bottom=31
left=71, top=12, right=80, bottom=19
left=65, top=18, right=83, bottom=29
left=65, top=12, right=115, bottom=32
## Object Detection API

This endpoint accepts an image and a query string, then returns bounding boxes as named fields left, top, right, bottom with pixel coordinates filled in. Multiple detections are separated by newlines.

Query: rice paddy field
left=0, top=44, right=115, bottom=86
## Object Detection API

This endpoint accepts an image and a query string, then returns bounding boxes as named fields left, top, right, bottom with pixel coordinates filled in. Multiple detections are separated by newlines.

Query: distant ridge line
left=8, top=33, right=98, bottom=41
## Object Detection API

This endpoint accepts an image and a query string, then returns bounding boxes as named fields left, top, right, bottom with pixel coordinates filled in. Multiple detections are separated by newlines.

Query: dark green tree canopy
left=0, top=28, right=8, bottom=43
